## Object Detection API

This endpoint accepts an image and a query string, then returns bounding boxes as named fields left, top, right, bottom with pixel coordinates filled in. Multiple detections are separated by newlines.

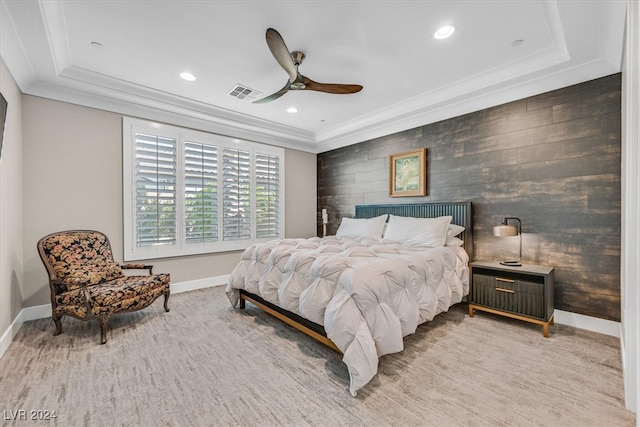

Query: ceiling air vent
left=228, top=84, right=261, bottom=102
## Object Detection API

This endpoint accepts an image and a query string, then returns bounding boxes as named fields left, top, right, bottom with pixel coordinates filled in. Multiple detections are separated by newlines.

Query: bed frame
left=238, top=201, right=473, bottom=353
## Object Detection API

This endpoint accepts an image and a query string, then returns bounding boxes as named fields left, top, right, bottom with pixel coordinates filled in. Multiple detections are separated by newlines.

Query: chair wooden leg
left=164, top=291, right=170, bottom=312
left=52, top=315, right=62, bottom=336
left=99, top=317, right=108, bottom=344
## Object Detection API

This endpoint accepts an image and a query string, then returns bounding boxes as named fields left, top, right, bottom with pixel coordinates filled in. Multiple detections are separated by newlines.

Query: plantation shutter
left=222, top=147, right=251, bottom=241
left=124, top=117, right=285, bottom=260
left=184, top=141, right=218, bottom=243
left=134, top=132, right=177, bottom=246
left=255, top=152, right=280, bottom=238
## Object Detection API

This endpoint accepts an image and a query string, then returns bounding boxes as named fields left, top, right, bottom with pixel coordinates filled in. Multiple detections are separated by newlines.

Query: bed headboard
left=355, top=202, right=473, bottom=260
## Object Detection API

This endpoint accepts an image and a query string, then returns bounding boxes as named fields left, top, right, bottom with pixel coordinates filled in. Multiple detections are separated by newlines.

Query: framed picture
left=0, top=92, right=7, bottom=158
left=389, top=148, right=427, bottom=197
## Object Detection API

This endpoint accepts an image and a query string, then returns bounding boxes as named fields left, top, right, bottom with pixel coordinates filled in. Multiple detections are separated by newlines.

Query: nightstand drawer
left=472, top=274, right=545, bottom=319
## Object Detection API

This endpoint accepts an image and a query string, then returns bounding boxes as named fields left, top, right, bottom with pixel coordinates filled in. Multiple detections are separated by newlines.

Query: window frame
left=123, top=117, right=285, bottom=261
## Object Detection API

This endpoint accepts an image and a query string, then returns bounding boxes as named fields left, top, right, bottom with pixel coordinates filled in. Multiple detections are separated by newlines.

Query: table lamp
left=322, top=209, right=328, bottom=237
left=493, top=217, right=522, bottom=266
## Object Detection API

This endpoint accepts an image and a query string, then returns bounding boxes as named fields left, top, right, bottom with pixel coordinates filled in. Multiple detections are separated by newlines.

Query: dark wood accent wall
left=317, top=74, right=621, bottom=321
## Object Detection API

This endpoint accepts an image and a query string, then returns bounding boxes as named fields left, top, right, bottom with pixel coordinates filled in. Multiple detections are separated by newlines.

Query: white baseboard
left=0, top=303, right=52, bottom=359
left=0, top=278, right=621, bottom=360
left=22, top=303, right=53, bottom=322
left=171, top=274, right=228, bottom=294
left=554, top=309, right=621, bottom=338
left=0, top=310, right=24, bottom=360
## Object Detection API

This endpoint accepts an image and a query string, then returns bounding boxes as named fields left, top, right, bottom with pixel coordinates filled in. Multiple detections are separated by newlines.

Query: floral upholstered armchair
left=37, top=230, right=170, bottom=344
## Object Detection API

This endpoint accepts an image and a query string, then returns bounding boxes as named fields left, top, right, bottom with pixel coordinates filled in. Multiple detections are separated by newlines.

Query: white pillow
left=383, top=215, right=452, bottom=246
left=446, top=224, right=465, bottom=246
left=444, top=224, right=465, bottom=246
left=335, top=214, right=388, bottom=239
left=446, top=236, right=464, bottom=247
left=447, top=224, right=465, bottom=237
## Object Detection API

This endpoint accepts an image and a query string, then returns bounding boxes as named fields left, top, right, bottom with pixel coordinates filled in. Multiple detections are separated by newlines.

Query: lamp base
left=500, top=260, right=522, bottom=267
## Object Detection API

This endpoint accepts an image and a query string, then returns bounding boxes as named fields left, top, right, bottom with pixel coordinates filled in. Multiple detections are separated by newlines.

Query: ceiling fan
left=254, top=28, right=363, bottom=104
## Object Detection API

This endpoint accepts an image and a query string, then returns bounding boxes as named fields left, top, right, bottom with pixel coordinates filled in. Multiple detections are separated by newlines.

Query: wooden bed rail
left=239, top=290, right=341, bottom=353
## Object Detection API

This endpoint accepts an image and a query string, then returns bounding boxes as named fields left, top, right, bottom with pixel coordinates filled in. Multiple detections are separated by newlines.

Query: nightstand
left=468, top=260, right=555, bottom=337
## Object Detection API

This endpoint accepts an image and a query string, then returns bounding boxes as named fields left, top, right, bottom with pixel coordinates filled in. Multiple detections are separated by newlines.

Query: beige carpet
left=0, top=286, right=635, bottom=427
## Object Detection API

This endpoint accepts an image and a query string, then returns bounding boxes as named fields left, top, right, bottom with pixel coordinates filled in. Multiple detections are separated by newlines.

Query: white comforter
left=225, top=236, right=469, bottom=396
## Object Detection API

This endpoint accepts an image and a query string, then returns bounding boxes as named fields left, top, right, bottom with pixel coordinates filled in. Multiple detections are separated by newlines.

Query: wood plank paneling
left=317, top=74, right=622, bottom=321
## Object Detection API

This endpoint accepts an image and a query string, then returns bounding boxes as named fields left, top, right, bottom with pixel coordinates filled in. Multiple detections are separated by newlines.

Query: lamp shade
left=493, top=224, right=518, bottom=237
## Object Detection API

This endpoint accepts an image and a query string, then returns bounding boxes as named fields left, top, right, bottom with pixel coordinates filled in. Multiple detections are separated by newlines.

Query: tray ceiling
left=0, top=0, right=626, bottom=152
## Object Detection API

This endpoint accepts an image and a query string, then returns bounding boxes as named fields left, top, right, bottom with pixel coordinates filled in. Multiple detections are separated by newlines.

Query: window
left=123, top=117, right=285, bottom=261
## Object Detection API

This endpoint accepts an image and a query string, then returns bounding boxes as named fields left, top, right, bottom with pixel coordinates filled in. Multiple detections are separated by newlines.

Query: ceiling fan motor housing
left=291, top=51, right=305, bottom=66
left=289, top=51, right=306, bottom=89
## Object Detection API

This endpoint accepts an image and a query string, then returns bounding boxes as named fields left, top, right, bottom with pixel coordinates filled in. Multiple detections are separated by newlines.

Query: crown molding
left=25, top=77, right=318, bottom=152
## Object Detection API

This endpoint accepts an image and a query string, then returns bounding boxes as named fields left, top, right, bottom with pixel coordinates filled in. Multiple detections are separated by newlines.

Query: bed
left=226, top=202, right=473, bottom=396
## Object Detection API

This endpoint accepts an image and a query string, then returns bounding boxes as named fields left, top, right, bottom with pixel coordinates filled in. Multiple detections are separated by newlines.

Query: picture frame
left=389, top=148, right=427, bottom=197
left=0, top=92, right=7, bottom=159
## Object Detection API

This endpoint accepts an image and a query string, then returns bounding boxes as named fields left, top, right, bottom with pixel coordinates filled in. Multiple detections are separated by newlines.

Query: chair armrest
left=50, top=278, right=81, bottom=294
left=50, top=279, right=93, bottom=314
left=121, top=264, right=154, bottom=274
left=51, top=278, right=90, bottom=289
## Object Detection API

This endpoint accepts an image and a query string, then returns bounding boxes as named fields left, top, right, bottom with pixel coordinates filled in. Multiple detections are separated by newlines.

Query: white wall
left=0, top=59, right=23, bottom=354
left=622, top=0, right=640, bottom=419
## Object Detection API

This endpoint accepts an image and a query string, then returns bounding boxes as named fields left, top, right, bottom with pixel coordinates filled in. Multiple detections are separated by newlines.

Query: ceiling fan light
left=434, top=25, right=455, bottom=40
left=179, top=71, right=196, bottom=81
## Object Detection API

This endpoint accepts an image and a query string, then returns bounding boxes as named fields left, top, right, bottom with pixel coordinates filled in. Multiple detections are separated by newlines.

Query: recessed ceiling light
left=90, top=41, right=103, bottom=48
left=179, top=71, right=196, bottom=81
left=434, top=25, right=455, bottom=40
left=511, top=39, right=524, bottom=47
left=287, top=107, right=298, bottom=113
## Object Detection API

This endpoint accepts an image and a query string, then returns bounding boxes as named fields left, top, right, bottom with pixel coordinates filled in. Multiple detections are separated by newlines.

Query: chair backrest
left=37, top=230, right=124, bottom=292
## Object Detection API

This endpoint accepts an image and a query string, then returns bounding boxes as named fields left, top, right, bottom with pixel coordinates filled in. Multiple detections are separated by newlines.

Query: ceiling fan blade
left=253, top=82, right=290, bottom=104
left=302, top=76, right=363, bottom=94
left=265, top=28, right=298, bottom=83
